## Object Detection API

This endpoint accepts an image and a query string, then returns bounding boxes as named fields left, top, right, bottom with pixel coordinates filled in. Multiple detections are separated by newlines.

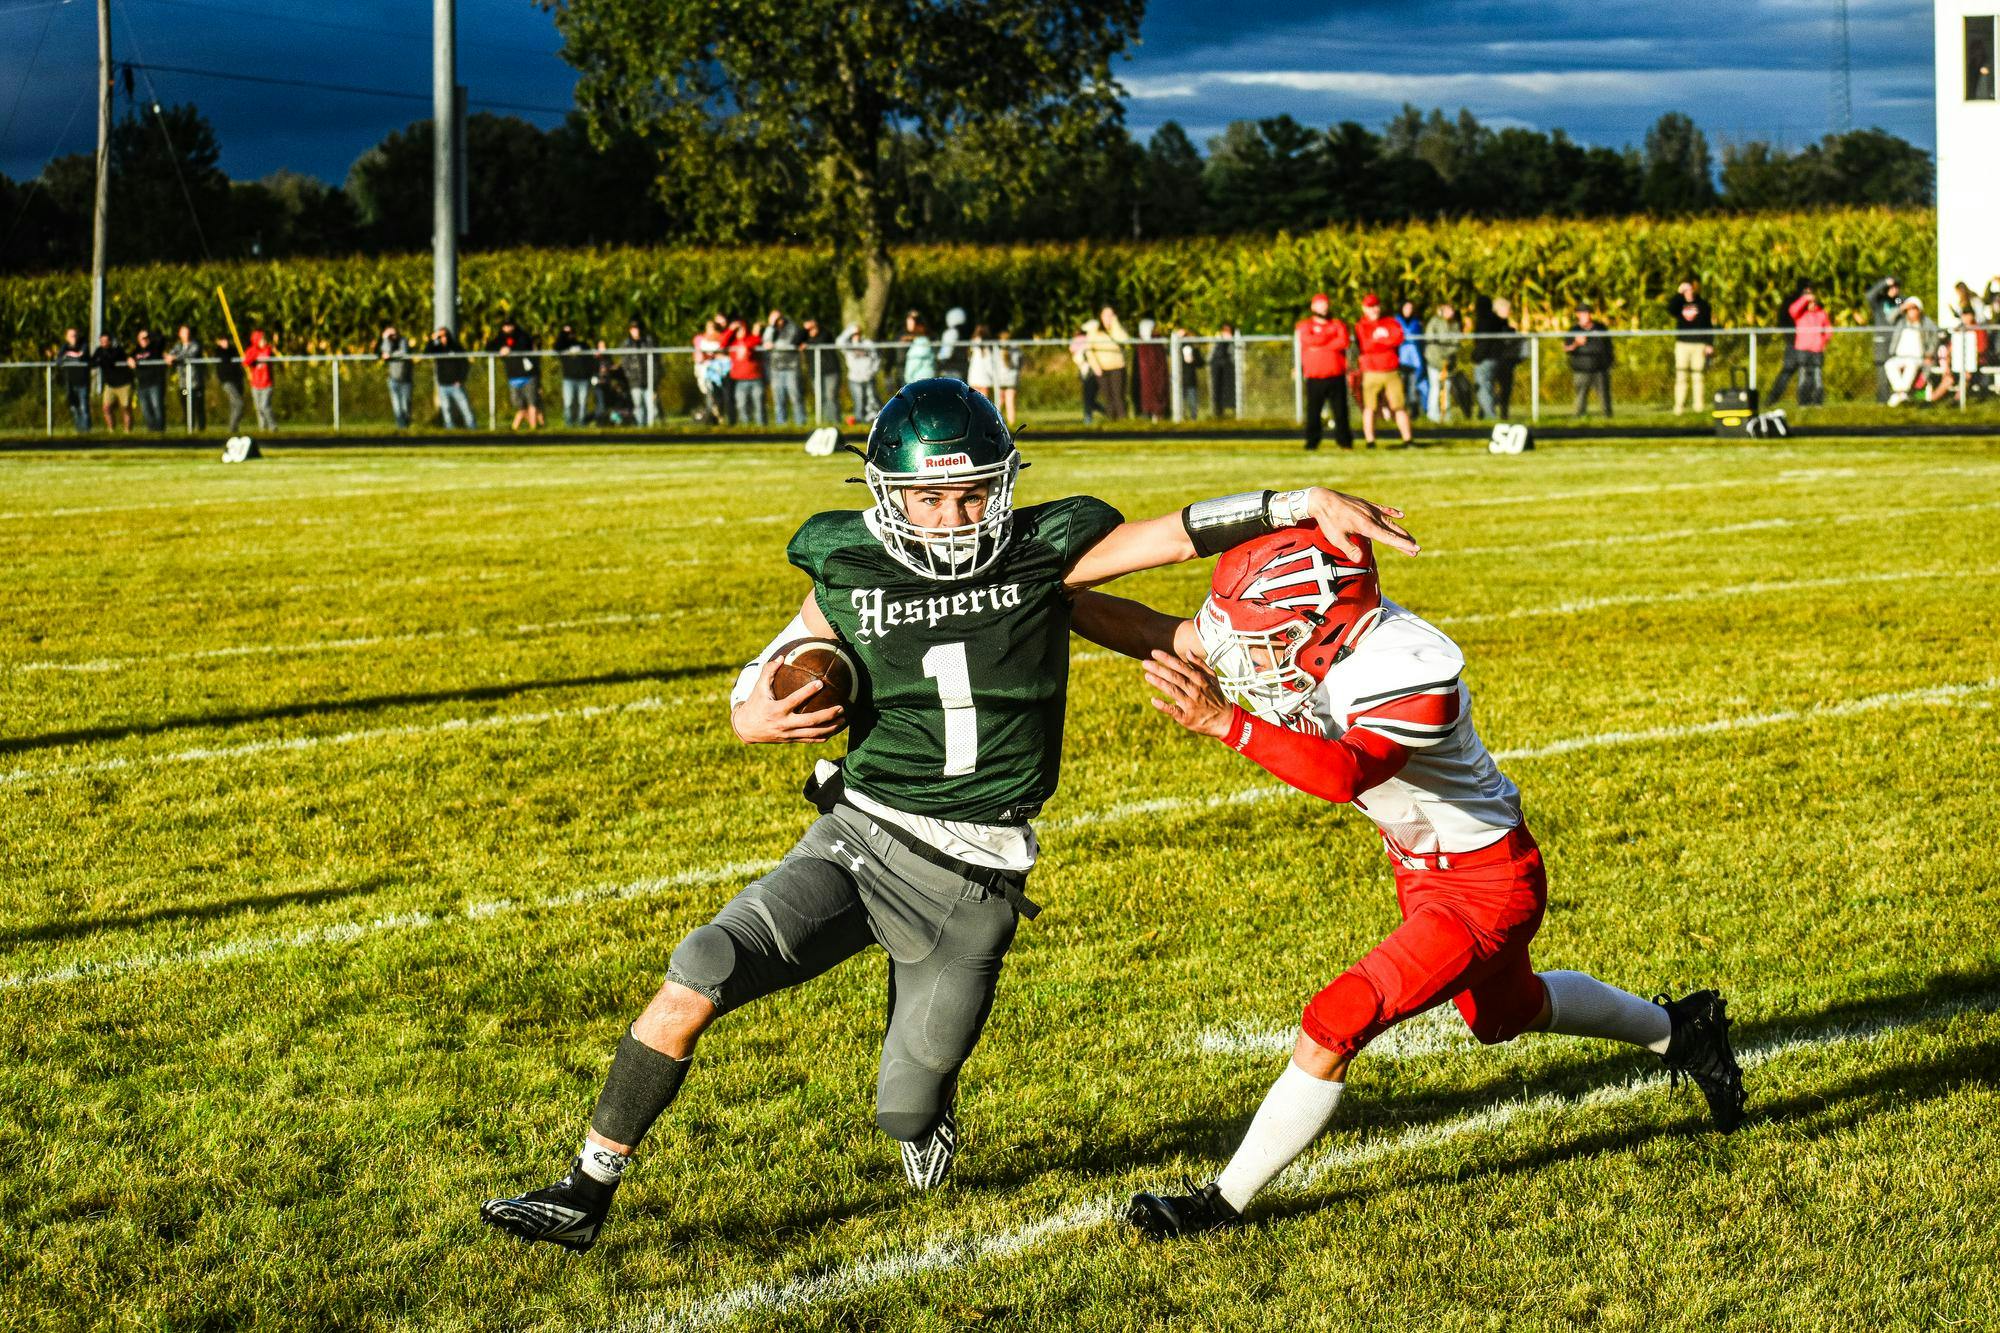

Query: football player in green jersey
left=481, top=379, right=1415, bottom=1252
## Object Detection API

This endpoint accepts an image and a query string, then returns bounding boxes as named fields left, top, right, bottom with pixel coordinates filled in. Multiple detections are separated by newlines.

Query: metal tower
left=1832, top=0, right=1854, bottom=133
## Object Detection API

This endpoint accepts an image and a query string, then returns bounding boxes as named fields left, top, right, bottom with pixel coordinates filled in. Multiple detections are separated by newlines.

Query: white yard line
left=0, top=695, right=685, bottom=789
left=1438, top=565, right=2000, bottom=626
left=601, top=989, right=1999, bottom=1333
left=1429, top=498, right=2000, bottom=558
left=10, top=611, right=672, bottom=674
left=0, top=859, right=774, bottom=992
left=9, top=674, right=1993, bottom=986
left=1199, top=1007, right=1475, bottom=1061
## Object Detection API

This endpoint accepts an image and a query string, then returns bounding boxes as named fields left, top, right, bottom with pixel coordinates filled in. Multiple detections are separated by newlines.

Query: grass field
left=3, top=436, right=1998, bottom=1331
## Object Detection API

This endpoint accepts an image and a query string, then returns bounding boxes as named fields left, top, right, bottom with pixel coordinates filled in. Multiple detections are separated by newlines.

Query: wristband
left=1268, top=488, right=1312, bottom=526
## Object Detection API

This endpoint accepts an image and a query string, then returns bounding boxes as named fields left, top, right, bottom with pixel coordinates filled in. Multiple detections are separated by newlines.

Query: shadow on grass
left=1253, top=1032, right=2000, bottom=1229
left=0, top=877, right=389, bottom=947
left=0, top=662, right=727, bottom=756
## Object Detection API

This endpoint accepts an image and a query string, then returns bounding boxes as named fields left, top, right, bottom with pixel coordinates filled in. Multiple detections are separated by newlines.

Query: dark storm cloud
left=0, top=0, right=1936, bottom=186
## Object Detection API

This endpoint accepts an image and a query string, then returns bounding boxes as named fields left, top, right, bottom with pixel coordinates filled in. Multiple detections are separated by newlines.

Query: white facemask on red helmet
left=1196, top=526, right=1383, bottom=723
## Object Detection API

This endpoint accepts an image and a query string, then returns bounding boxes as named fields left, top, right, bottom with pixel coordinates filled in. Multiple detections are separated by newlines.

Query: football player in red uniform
left=1072, top=522, right=1744, bottom=1239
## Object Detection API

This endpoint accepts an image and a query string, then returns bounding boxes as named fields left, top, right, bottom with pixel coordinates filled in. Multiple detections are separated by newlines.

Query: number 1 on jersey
left=921, top=641, right=979, bottom=776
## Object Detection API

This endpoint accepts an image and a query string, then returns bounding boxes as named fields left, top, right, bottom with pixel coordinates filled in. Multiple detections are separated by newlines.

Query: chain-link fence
left=6, top=325, right=1998, bottom=436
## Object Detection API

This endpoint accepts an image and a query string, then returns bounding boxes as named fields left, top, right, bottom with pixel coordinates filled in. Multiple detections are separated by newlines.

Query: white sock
left=577, top=1138, right=632, bottom=1187
left=1539, top=970, right=1672, bottom=1053
left=1214, top=1060, right=1345, bottom=1213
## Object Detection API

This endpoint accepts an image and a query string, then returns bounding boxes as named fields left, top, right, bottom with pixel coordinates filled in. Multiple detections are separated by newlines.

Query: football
left=769, top=638, right=860, bottom=711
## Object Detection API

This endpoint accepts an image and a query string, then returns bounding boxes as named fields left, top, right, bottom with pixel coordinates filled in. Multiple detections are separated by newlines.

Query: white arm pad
left=729, top=612, right=812, bottom=709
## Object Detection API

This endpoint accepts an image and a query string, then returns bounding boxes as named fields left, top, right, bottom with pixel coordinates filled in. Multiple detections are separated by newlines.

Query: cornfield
left=0, top=208, right=1931, bottom=359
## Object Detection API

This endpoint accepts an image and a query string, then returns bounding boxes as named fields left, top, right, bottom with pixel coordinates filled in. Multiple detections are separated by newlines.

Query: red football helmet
left=1196, top=525, right=1382, bottom=722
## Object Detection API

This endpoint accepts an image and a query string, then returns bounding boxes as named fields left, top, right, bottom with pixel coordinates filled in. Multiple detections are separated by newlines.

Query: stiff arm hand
left=1143, top=650, right=1234, bottom=740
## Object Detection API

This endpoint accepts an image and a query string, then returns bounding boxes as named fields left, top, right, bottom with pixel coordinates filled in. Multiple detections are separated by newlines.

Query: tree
left=106, top=104, right=234, bottom=264
left=1140, top=122, right=1207, bottom=237
left=1640, top=112, right=1717, bottom=214
left=548, top=0, right=1141, bottom=334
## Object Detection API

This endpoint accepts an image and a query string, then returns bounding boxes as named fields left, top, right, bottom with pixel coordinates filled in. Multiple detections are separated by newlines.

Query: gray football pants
left=664, top=806, right=1020, bottom=1141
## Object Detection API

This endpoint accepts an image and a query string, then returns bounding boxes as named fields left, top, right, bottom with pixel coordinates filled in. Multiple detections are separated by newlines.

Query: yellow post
left=215, top=285, right=246, bottom=355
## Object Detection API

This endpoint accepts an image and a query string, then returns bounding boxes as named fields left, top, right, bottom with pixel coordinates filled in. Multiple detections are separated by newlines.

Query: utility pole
left=1832, top=0, right=1853, bottom=134
left=90, top=0, right=111, bottom=347
left=432, top=0, right=458, bottom=334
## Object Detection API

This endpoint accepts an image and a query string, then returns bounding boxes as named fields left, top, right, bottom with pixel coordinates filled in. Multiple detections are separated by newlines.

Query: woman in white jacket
left=836, top=323, right=882, bottom=419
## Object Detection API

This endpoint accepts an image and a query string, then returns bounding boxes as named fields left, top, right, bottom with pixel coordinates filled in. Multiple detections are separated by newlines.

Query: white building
left=1936, top=2, right=1998, bottom=312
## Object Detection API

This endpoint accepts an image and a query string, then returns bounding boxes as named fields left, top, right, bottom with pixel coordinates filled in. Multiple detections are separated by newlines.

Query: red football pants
left=1302, top=826, right=1548, bottom=1061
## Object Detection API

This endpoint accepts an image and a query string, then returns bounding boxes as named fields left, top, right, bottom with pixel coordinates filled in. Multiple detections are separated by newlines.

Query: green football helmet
left=864, top=378, right=1022, bottom=580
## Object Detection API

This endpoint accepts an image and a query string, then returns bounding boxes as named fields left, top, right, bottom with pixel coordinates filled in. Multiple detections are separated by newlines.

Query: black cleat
left=901, top=1103, right=959, bottom=1190
left=1126, top=1179, right=1243, bottom=1240
left=480, top=1157, right=616, bottom=1254
left=1659, top=989, right=1748, bottom=1133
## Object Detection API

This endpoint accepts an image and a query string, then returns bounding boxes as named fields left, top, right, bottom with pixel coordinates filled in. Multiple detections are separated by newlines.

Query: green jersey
left=787, top=496, right=1124, bottom=824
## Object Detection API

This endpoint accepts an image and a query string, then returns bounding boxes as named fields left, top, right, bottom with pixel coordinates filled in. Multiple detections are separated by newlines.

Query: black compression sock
left=589, top=1028, right=692, bottom=1149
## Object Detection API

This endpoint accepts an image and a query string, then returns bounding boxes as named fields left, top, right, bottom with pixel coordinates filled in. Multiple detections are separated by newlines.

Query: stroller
left=593, top=361, right=635, bottom=425
left=691, top=356, right=732, bottom=425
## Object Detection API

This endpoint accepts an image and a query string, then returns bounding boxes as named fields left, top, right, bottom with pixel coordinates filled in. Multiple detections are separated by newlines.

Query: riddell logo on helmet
left=921, top=453, right=974, bottom=470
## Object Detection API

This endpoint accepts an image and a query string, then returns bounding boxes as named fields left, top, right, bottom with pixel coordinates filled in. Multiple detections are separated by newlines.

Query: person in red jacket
left=1294, top=293, right=1352, bottom=451
left=1070, top=527, right=1745, bottom=1239
left=241, top=328, right=279, bottom=431
left=1354, top=294, right=1414, bottom=447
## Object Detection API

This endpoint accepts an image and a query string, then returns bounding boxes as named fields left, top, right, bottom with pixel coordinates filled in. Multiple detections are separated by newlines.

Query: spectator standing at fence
left=1489, top=298, right=1523, bottom=417
left=766, top=309, right=807, bottom=426
left=427, top=327, right=475, bottom=428
left=1092, top=307, right=1130, bottom=418
left=1394, top=299, right=1424, bottom=415
left=242, top=329, right=279, bottom=431
left=619, top=321, right=658, bottom=427
left=378, top=325, right=415, bottom=429
left=836, top=322, right=881, bottom=421
left=1864, top=275, right=1903, bottom=402
left=212, top=334, right=245, bottom=433
left=1884, top=297, right=1940, bottom=406
left=937, top=307, right=969, bottom=380
left=1768, top=287, right=1830, bottom=407
left=170, top=324, right=204, bottom=430
left=1950, top=308, right=1990, bottom=398
left=727, top=316, right=767, bottom=424
left=1422, top=302, right=1462, bottom=422
left=1356, top=294, right=1415, bottom=448
left=966, top=325, right=995, bottom=401
left=57, top=328, right=92, bottom=433
left=1175, top=326, right=1204, bottom=421
left=800, top=317, right=838, bottom=420
left=1667, top=280, right=1715, bottom=415
left=1210, top=323, right=1238, bottom=419
left=899, top=313, right=936, bottom=386
left=1564, top=303, right=1614, bottom=418
left=131, top=328, right=170, bottom=432
left=1470, top=297, right=1507, bottom=418
left=694, top=317, right=731, bottom=423
left=554, top=324, right=595, bottom=428
left=486, top=320, right=542, bottom=430
left=1949, top=281, right=1985, bottom=324
left=1072, top=322, right=1101, bottom=424
left=92, top=332, right=134, bottom=432
left=1296, top=294, right=1352, bottom=451
left=1135, top=317, right=1170, bottom=421
left=991, top=329, right=1022, bottom=425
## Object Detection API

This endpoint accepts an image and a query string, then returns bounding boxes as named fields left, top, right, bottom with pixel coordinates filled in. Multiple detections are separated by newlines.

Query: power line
left=0, top=0, right=64, bottom=148
left=124, top=61, right=571, bottom=116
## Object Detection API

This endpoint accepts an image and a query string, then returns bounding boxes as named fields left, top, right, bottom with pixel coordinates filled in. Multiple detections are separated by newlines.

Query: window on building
left=1970, top=15, right=1997, bottom=100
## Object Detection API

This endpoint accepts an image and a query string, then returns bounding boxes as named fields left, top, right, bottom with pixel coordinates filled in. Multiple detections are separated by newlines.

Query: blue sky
left=0, top=0, right=1938, bottom=186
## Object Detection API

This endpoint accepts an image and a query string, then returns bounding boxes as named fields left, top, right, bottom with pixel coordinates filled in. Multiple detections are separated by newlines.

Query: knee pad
left=1301, top=969, right=1384, bottom=1060
left=664, top=923, right=737, bottom=1004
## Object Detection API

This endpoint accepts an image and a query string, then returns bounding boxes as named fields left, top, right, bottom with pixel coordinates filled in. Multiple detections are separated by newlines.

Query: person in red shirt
left=241, top=328, right=279, bottom=431
left=1294, top=293, right=1352, bottom=451
left=726, top=317, right=767, bottom=426
left=1354, top=294, right=1413, bottom=447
